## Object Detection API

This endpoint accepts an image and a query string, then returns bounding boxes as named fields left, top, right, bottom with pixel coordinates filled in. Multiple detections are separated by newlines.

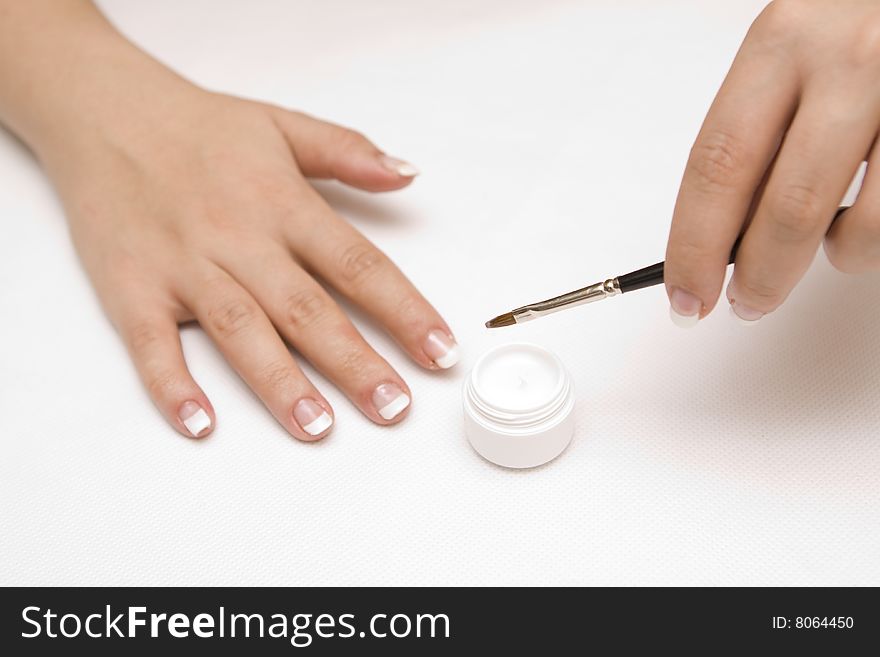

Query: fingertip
left=667, top=286, right=704, bottom=328
left=339, top=154, right=420, bottom=192
left=292, top=398, right=334, bottom=442
left=177, top=399, right=214, bottom=439
left=421, top=328, right=461, bottom=370
left=371, top=382, right=411, bottom=425
left=378, top=155, right=420, bottom=179
left=726, top=278, right=766, bottom=322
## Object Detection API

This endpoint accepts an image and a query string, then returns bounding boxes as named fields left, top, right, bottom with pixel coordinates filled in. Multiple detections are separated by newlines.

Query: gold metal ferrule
left=510, top=277, right=621, bottom=324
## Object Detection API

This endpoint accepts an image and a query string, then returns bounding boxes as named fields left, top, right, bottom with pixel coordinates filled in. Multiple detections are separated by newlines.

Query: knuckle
left=392, top=294, right=426, bottom=331
left=767, top=184, right=825, bottom=243
left=250, top=170, right=295, bottom=202
left=687, top=130, right=749, bottom=192
left=666, top=230, right=728, bottom=285
left=337, top=241, right=388, bottom=284
left=336, top=128, right=370, bottom=153
left=258, top=360, right=299, bottom=391
left=824, top=242, right=860, bottom=273
left=335, top=347, right=371, bottom=380
left=284, top=289, right=332, bottom=331
left=738, top=277, right=784, bottom=308
left=850, top=18, right=880, bottom=67
left=206, top=297, right=259, bottom=338
left=756, top=0, right=806, bottom=41
left=146, top=369, right=178, bottom=400
left=827, top=215, right=880, bottom=273
left=127, top=322, right=163, bottom=356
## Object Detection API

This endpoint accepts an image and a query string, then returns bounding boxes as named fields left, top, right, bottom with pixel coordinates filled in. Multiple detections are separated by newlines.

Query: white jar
left=463, top=343, right=575, bottom=468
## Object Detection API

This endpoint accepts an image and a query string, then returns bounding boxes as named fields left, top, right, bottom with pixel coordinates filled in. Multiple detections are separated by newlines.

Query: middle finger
left=225, top=244, right=414, bottom=425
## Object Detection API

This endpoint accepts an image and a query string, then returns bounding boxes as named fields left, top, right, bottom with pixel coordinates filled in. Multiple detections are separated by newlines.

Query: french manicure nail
left=728, top=300, right=764, bottom=323
left=669, top=287, right=702, bottom=328
left=727, top=282, right=764, bottom=323
left=728, top=304, right=761, bottom=325
left=293, top=398, right=333, bottom=436
left=372, top=383, right=411, bottom=421
left=423, top=329, right=460, bottom=369
left=179, top=400, right=211, bottom=437
left=380, top=155, right=420, bottom=177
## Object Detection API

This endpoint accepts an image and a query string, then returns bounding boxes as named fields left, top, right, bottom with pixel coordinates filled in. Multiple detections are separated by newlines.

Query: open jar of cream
left=463, top=343, right=575, bottom=468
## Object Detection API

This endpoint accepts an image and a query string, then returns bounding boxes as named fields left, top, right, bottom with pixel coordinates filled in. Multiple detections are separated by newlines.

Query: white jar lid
left=463, top=343, right=575, bottom=468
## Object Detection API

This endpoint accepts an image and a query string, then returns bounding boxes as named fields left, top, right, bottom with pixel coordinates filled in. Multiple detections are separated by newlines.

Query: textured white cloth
left=1, top=0, right=878, bottom=586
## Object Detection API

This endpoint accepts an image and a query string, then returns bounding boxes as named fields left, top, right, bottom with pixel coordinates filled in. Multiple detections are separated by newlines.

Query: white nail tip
left=182, top=408, right=211, bottom=437
left=380, top=155, right=420, bottom=177
left=377, top=393, right=411, bottom=420
left=434, top=346, right=460, bottom=369
left=669, top=307, right=699, bottom=329
left=394, top=162, right=420, bottom=177
left=728, top=305, right=761, bottom=326
left=302, top=411, right=333, bottom=436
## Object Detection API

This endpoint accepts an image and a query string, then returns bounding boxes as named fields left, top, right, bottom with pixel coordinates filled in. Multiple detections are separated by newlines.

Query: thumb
left=269, top=107, right=419, bottom=192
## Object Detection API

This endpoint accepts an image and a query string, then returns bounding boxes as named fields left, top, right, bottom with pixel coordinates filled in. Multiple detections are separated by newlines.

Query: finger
left=664, top=23, right=799, bottom=327
left=825, top=159, right=880, bottom=274
left=289, top=198, right=460, bottom=371
left=726, top=92, right=878, bottom=322
left=226, top=246, right=414, bottom=425
left=115, top=303, right=215, bottom=439
left=268, top=106, right=419, bottom=192
left=179, top=265, right=334, bottom=441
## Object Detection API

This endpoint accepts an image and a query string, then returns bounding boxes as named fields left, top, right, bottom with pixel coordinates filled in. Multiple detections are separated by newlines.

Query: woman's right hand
left=664, top=0, right=880, bottom=327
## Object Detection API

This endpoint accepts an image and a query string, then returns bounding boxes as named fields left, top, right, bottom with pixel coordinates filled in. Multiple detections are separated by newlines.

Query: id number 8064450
left=772, top=617, right=854, bottom=629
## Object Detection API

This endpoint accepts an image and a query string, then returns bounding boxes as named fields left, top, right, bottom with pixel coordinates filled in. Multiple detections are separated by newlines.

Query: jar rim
left=465, top=342, right=572, bottom=428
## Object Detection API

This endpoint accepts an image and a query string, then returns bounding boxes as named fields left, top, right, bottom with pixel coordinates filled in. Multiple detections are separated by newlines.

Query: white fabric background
left=2, top=0, right=878, bottom=586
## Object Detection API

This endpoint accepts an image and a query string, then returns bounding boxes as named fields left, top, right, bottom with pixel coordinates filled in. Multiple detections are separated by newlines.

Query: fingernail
left=179, top=400, right=211, bottom=437
left=372, top=383, right=411, bottom=420
left=380, top=155, right=420, bottom=177
left=293, top=398, right=333, bottom=436
left=669, top=287, right=702, bottom=328
left=728, top=304, right=761, bottom=325
left=729, top=302, right=763, bottom=323
left=423, top=329, right=460, bottom=369
left=727, top=281, right=764, bottom=324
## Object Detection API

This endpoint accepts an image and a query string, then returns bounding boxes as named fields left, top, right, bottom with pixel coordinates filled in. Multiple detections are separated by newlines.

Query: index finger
left=664, top=24, right=799, bottom=327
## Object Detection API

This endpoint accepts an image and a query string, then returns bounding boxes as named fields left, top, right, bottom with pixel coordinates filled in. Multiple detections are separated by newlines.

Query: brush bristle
left=485, top=312, right=516, bottom=329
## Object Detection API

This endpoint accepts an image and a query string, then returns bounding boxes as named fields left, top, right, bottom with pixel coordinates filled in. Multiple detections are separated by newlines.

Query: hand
left=0, top=1, right=458, bottom=441
left=47, top=89, right=459, bottom=441
left=665, top=0, right=880, bottom=327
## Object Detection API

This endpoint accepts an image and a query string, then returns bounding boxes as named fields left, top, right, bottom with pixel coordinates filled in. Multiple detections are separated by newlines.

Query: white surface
left=1, top=0, right=879, bottom=586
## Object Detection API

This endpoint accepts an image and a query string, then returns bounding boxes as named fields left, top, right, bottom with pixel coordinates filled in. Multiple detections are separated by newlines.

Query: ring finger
left=224, top=245, right=413, bottom=425
left=727, top=89, right=879, bottom=321
left=178, top=262, right=334, bottom=440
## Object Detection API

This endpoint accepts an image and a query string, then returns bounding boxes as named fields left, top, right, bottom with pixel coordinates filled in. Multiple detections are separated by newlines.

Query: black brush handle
left=617, top=206, right=849, bottom=294
left=617, top=261, right=664, bottom=293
